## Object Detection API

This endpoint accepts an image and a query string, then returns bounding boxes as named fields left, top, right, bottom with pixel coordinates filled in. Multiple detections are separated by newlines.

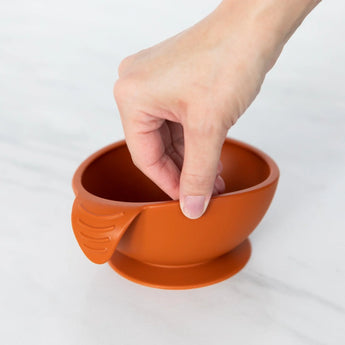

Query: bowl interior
left=81, top=140, right=270, bottom=202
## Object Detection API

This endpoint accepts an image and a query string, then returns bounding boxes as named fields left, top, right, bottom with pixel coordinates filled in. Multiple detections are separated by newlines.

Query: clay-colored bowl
left=71, top=138, right=279, bottom=289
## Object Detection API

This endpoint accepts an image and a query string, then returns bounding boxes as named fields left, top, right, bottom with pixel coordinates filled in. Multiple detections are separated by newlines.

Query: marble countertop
left=1, top=1, right=344, bottom=344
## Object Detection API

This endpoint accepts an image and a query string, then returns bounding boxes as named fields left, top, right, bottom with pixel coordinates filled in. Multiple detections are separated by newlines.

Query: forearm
left=214, top=0, right=322, bottom=70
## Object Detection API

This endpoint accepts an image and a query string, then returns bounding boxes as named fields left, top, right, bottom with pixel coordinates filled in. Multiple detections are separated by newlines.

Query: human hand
left=114, top=0, right=320, bottom=219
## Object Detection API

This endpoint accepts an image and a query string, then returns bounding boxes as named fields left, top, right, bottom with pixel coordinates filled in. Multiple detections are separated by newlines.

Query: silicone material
left=71, top=138, right=279, bottom=289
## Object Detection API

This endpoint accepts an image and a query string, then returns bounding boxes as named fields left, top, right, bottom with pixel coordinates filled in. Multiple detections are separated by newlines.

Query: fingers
left=214, top=174, right=226, bottom=194
left=214, top=161, right=226, bottom=194
left=166, top=121, right=184, bottom=171
left=114, top=81, right=182, bottom=199
left=180, top=121, right=227, bottom=219
left=121, top=114, right=181, bottom=200
left=167, top=120, right=226, bottom=198
left=115, top=78, right=227, bottom=213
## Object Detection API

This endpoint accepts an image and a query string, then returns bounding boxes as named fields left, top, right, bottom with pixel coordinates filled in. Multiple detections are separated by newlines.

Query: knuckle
left=113, top=78, right=132, bottom=103
left=117, top=55, right=134, bottom=77
left=184, top=105, right=229, bottom=138
left=185, top=117, right=223, bottom=137
left=113, top=79, right=123, bottom=102
left=182, top=172, right=214, bottom=194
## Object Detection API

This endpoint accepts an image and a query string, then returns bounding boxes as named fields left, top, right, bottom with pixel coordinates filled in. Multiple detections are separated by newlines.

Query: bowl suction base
left=108, top=239, right=251, bottom=290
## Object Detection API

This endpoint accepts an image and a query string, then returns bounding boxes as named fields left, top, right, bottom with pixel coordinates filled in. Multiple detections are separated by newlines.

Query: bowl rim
left=72, top=137, right=280, bottom=208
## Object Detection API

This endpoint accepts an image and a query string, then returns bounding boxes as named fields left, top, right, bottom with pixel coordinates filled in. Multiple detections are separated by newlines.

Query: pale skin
left=114, top=0, right=321, bottom=219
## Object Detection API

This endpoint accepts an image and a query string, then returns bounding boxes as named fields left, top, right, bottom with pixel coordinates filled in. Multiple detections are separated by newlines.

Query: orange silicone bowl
left=71, top=138, right=279, bottom=289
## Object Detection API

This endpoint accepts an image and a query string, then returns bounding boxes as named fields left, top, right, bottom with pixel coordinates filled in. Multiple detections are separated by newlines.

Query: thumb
left=180, top=123, right=226, bottom=219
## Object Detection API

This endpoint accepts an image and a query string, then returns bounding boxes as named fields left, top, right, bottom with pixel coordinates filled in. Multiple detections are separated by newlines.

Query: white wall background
left=0, top=1, right=344, bottom=344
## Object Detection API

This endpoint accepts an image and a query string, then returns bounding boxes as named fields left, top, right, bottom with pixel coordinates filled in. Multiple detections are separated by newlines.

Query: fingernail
left=215, top=175, right=226, bottom=194
left=181, top=195, right=207, bottom=219
left=212, top=185, right=219, bottom=196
